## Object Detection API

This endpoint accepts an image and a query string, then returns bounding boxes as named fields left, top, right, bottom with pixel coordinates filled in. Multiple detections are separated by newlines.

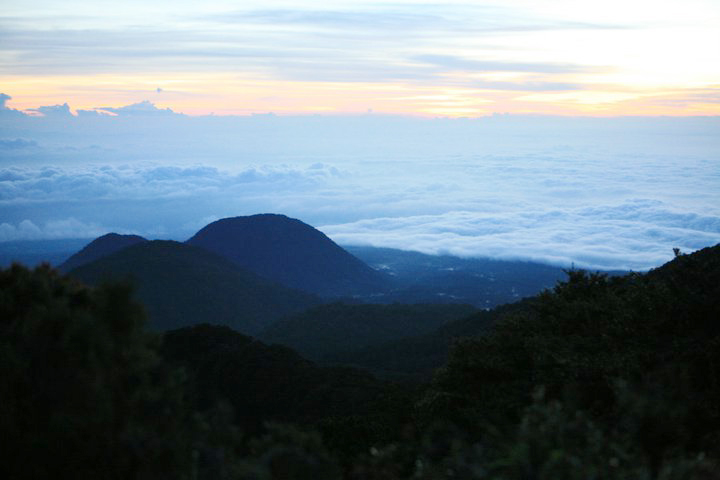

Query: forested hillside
left=259, top=302, right=477, bottom=362
left=69, top=240, right=319, bottom=333
left=1, top=244, right=718, bottom=478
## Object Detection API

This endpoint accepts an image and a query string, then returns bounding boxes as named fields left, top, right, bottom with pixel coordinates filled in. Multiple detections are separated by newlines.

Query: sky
left=1, top=0, right=719, bottom=116
left=1, top=1, right=719, bottom=271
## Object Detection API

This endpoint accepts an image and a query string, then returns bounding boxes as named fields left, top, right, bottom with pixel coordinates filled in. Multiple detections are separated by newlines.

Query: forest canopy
left=1, top=244, right=719, bottom=479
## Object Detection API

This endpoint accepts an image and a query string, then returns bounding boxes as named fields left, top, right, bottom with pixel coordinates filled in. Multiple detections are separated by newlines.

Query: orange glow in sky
left=2, top=0, right=719, bottom=117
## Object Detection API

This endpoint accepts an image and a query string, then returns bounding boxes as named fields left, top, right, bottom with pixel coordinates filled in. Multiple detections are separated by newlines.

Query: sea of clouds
left=1, top=102, right=718, bottom=270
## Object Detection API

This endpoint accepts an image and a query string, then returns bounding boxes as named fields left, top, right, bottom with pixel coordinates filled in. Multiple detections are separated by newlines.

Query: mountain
left=59, top=233, right=147, bottom=272
left=259, top=302, right=477, bottom=362
left=186, top=214, right=388, bottom=297
left=69, top=240, right=320, bottom=333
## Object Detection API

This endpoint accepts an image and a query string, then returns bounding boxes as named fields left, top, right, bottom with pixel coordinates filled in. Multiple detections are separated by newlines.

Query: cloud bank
left=320, top=202, right=720, bottom=271
left=0, top=105, right=718, bottom=270
left=0, top=218, right=107, bottom=242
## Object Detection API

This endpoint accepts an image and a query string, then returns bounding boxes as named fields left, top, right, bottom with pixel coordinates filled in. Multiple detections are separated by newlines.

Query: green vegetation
left=259, top=302, right=477, bottom=362
left=326, top=301, right=524, bottom=379
left=0, top=264, right=192, bottom=479
left=1, top=243, right=719, bottom=478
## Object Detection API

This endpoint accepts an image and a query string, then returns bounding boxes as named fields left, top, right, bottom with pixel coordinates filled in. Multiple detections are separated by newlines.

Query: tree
left=0, top=264, right=192, bottom=479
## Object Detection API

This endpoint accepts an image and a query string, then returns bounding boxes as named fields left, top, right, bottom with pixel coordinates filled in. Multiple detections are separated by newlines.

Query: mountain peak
left=59, top=233, right=147, bottom=272
left=187, top=214, right=386, bottom=297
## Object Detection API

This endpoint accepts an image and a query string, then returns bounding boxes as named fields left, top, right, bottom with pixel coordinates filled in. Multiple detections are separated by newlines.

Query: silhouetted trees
left=0, top=264, right=192, bottom=479
left=2, top=244, right=720, bottom=479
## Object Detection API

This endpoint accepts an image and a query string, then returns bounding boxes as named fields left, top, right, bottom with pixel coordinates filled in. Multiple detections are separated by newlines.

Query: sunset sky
left=2, top=0, right=719, bottom=116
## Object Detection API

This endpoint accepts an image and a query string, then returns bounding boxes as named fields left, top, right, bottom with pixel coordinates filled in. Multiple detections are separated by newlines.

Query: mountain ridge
left=59, top=233, right=147, bottom=272
left=69, top=240, right=320, bottom=333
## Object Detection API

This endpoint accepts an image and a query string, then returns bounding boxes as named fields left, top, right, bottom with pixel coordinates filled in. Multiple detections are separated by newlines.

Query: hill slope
left=186, top=214, right=387, bottom=297
left=59, top=233, right=147, bottom=272
left=161, top=324, right=392, bottom=433
left=259, top=302, right=477, bottom=362
left=428, top=244, right=720, bottom=430
left=69, top=240, right=320, bottom=333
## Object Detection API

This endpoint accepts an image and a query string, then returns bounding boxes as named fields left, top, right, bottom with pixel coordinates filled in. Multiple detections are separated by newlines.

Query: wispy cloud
left=96, top=100, right=179, bottom=116
left=412, top=54, right=595, bottom=74
left=2, top=2, right=717, bottom=115
left=0, top=5, right=615, bottom=83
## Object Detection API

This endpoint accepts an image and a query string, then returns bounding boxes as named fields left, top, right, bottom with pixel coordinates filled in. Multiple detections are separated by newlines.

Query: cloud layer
left=320, top=202, right=720, bottom=271
left=0, top=109, right=718, bottom=270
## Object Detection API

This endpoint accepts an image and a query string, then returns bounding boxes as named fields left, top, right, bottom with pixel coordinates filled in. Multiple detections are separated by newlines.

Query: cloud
left=0, top=4, right=618, bottom=84
left=644, top=88, right=720, bottom=107
left=206, top=6, right=625, bottom=34
left=0, top=163, right=346, bottom=239
left=0, top=139, right=38, bottom=150
left=0, top=93, right=24, bottom=117
left=27, top=103, right=73, bottom=117
left=76, top=109, right=112, bottom=117
left=319, top=201, right=720, bottom=271
left=2, top=150, right=718, bottom=271
left=412, top=54, right=594, bottom=74
left=96, top=100, right=179, bottom=116
left=224, top=8, right=443, bottom=30
left=0, top=112, right=717, bottom=270
left=0, top=163, right=342, bottom=204
left=472, top=80, right=582, bottom=92
left=0, top=218, right=107, bottom=242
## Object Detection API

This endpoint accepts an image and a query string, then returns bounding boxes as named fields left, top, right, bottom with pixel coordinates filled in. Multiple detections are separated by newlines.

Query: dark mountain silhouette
left=161, top=323, right=390, bottom=434
left=59, top=233, right=147, bottom=272
left=325, top=300, right=528, bottom=379
left=69, top=240, right=320, bottom=334
left=186, top=214, right=388, bottom=297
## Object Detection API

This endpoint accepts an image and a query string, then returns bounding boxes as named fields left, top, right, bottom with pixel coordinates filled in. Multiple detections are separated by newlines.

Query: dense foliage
left=326, top=301, right=524, bottom=379
left=2, top=244, right=719, bottom=479
left=162, top=324, right=395, bottom=435
left=259, top=302, right=477, bottom=362
left=0, top=264, right=191, bottom=479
